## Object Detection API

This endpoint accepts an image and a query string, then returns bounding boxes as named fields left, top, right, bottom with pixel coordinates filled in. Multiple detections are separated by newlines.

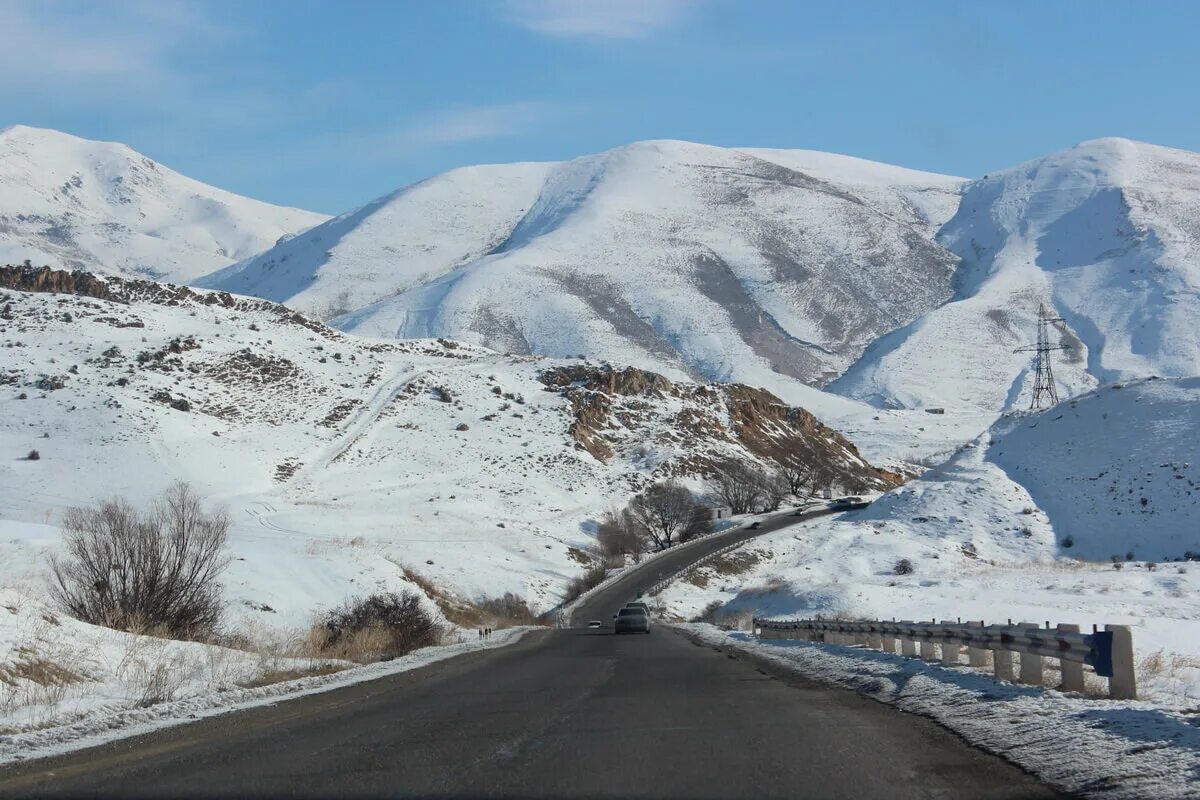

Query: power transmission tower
left=1014, top=303, right=1070, bottom=410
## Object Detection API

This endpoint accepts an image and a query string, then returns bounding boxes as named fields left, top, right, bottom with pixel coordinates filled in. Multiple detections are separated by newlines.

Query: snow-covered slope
left=0, top=267, right=890, bottom=631
left=199, top=140, right=965, bottom=387
left=832, top=138, right=1200, bottom=413
left=657, top=376, right=1200, bottom=703
left=0, top=126, right=327, bottom=282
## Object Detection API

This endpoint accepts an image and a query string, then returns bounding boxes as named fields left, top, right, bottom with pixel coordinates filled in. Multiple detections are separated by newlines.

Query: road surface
left=0, top=510, right=1058, bottom=799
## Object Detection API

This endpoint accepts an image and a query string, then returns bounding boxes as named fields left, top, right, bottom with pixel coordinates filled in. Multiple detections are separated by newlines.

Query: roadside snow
left=0, top=624, right=528, bottom=766
left=680, top=623, right=1200, bottom=800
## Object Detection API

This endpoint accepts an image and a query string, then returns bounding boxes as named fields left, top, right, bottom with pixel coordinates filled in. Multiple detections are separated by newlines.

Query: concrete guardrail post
left=967, top=621, right=989, bottom=667
left=919, top=633, right=938, bottom=662
left=1057, top=623, right=1085, bottom=693
left=1017, top=622, right=1044, bottom=686
left=900, top=623, right=917, bottom=657
left=993, top=647, right=1015, bottom=682
left=939, top=620, right=960, bottom=665
left=1106, top=624, right=1137, bottom=700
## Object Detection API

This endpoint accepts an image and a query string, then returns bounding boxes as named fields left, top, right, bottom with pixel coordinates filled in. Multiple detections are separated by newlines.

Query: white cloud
left=501, top=0, right=697, bottom=40
left=399, top=102, right=556, bottom=147
left=0, top=0, right=230, bottom=94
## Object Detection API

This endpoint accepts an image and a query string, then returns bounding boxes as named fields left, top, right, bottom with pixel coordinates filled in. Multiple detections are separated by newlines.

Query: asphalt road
left=570, top=503, right=853, bottom=625
left=0, top=510, right=1059, bottom=799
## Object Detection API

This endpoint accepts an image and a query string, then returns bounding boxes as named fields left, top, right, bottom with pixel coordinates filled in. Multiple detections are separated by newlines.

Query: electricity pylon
left=1014, top=303, right=1070, bottom=410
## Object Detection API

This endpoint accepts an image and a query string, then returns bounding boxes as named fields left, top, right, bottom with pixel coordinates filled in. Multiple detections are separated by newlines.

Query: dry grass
left=239, top=663, right=345, bottom=689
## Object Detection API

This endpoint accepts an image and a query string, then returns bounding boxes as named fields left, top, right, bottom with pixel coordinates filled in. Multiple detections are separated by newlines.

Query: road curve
left=0, top=509, right=1060, bottom=799
left=570, top=503, right=852, bottom=624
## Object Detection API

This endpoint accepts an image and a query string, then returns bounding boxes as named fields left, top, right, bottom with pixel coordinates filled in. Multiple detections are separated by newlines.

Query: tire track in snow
left=286, top=364, right=427, bottom=493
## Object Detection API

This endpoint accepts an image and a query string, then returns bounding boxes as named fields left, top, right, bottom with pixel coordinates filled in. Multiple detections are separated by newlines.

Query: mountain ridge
left=0, top=125, right=327, bottom=283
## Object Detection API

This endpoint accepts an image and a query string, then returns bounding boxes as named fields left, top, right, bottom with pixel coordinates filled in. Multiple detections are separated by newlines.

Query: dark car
left=613, top=607, right=650, bottom=634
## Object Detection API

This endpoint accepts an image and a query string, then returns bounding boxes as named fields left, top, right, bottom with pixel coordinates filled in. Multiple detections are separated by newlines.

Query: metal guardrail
left=646, top=540, right=745, bottom=596
left=753, top=616, right=1137, bottom=700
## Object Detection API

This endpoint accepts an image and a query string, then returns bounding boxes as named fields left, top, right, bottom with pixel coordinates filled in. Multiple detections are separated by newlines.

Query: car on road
left=831, top=496, right=864, bottom=507
left=624, top=601, right=650, bottom=614
left=748, top=521, right=762, bottom=529
left=613, top=607, right=650, bottom=634
left=587, top=620, right=602, bottom=629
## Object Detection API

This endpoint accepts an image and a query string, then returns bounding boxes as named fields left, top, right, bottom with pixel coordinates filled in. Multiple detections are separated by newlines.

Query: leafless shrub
left=25, top=449, right=40, bottom=461
left=313, top=591, right=441, bottom=662
left=562, top=563, right=608, bottom=604
left=894, top=558, right=914, bottom=575
left=314, top=290, right=353, bottom=321
left=597, top=507, right=643, bottom=557
left=477, top=593, right=539, bottom=626
left=48, top=482, right=229, bottom=638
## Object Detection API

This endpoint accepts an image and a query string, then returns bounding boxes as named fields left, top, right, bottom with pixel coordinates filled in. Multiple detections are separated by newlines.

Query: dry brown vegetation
left=48, top=482, right=229, bottom=638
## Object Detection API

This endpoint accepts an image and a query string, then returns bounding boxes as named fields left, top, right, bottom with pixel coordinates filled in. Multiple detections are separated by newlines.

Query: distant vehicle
left=587, top=620, right=602, bottom=629
left=748, top=521, right=762, bottom=529
left=832, top=496, right=864, bottom=507
left=613, top=607, right=650, bottom=634
left=624, top=601, right=650, bottom=614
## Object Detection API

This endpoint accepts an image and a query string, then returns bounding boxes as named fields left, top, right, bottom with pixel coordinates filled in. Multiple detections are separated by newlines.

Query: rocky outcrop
left=0, top=264, right=332, bottom=337
left=0, top=265, right=113, bottom=301
left=539, top=364, right=900, bottom=491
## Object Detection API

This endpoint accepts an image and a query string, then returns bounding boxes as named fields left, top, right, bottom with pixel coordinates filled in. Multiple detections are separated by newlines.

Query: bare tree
left=708, top=461, right=764, bottom=515
left=315, top=290, right=353, bottom=321
left=681, top=504, right=713, bottom=543
left=48, top=482, right=230, bottom=638
left=778, top=460, right=814, bottom=497
left=628, top=481, right=697, bottom=551
left=597, top=507, right=643, bottom=558
left=755, top=470, right=789, bottom=512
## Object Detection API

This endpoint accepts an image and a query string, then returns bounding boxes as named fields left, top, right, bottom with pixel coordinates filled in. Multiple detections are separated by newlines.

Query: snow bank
left=656, top=380, right=1200, bottom=704
left=0, top=619, right=528, bottom=766
left=679, top=624, right=1200, bottom=800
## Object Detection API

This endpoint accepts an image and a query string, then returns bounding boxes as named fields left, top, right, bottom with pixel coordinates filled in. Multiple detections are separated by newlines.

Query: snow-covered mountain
left=199, top=140, right=965, bottom=387
left=200, top=135, right=1200, bottom=426
left=0, top=126, right=327, bottom=283
left=0, top=266, right=891, bottom=627
left=832, top=138, right=1200, bottom=413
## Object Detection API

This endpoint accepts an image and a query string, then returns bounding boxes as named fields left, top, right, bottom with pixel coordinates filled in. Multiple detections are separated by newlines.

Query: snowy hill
left=0, top=126, right=327, bottom=283
left=832, top=138, right=1200, bottom=413
left=0, top=266, right=891, bottom=631
left=199, top=140, right=964, bottom=387
left=656, top=376, right=1200, bottom=702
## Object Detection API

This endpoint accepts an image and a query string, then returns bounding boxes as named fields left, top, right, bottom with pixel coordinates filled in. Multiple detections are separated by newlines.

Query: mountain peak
left=0, top=126, right=327, bottom=283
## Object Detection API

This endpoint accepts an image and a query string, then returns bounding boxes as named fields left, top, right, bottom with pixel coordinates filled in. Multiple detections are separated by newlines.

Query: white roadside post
left=919, top=622, right=938, bottom=662
left=1018, top=622, right=1044, bottom=686
left=1057, top=623, right=1085, bottom=693
left=993, top=623, right=1012, bottom=681
left=967, top=621, right=989, bottom=667
left=940, top=620, right=960, bottom=666
left=1106, top=624, right=1137, bottom=700
left=900, top=622, right=917, bottom=657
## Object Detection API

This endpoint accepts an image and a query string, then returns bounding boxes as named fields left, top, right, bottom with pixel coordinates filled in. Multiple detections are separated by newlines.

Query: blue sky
left=3, top=0, right=1198, bottom=214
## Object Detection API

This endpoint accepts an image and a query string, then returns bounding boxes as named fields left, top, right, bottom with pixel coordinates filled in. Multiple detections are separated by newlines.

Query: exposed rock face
left=0, top=265, right=333, bottom=337
left=539, top=364, right=898, bottom=492
left=0, top=265, right=113, bottom=301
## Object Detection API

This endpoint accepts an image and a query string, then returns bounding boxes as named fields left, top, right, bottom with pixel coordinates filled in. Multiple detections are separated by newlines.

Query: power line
left=1013, top=303, right=1070, bottom=410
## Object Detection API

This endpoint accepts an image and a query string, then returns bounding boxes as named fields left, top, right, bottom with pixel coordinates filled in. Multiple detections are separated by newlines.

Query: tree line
left=597, top=458, right=833, bottom=559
